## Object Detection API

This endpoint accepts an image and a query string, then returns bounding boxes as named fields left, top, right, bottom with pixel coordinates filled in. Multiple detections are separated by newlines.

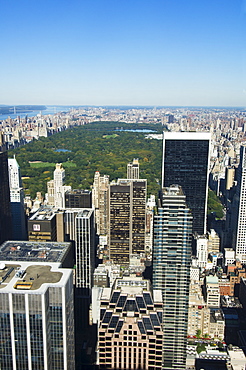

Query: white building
left=8, top=156, right=22, bottom=189
left=8, top=157, right=27, bottom=240
left=196, top=236, right=208, bottom=269
left=224, top=248, right=236, bottom=266
left=47, top=164, right=71, bottom=208
left=0, top=241, right=75, bottom=370
left=205, top=276, right=220, bottom=308
left=127, top=158, right=139, bottom=179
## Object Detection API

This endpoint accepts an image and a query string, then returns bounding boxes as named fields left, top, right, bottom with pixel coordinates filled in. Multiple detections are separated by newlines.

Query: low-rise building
left=209, top=309, right=225, bottom=340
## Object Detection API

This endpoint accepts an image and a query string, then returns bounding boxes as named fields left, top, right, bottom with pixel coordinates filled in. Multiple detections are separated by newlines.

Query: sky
left=0, top=0, right=246, bottom=107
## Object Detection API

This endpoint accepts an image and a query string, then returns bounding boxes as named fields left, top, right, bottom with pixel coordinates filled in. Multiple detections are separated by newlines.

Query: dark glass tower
left=162, top=132, right=210, bottom=235
left=0, top=151, right=12, bottom=244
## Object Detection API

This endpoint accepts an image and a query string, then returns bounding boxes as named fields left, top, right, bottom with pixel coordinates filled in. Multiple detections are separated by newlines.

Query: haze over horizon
left=1, top=0, right=246, bottom=107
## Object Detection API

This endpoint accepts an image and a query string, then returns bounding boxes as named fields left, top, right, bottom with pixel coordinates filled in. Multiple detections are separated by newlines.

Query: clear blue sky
left=0, top=0, right=245, bottom=106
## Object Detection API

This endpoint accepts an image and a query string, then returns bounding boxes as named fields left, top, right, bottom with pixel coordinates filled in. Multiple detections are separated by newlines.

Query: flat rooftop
left=29, top=206, right=56, bottom=221
left=76, top=209, right=93, bottom=218
left=162, top=185, right=184, bottom=196
left=66, top=189, right=91, bottom=195
left=0, top=241, right=71, bottom=263
left=0, top=263, right=62, bottom=290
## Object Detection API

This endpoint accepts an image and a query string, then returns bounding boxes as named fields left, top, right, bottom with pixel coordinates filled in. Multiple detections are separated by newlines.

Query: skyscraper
left=109, top=179, right=146, bottom=265
left=75, top=209, right=95, bottom=291
left=47, top=164, right=71, bottom=208
left=75, top=209, right=95, bottom=331
left=92, top=171, right=110, bottom=236
left=0, top=241, right=75, bottom=370
left=8, top=156, right=27, bottom=240
left=162, top=132, right=210, bottom=234
left=153, top=185, right=193, bottom=370
left=0, top=151, right=12, bottom=244
left=233, top=145, right=246, bottom=263
left=65, top=189, right=92, bottom=208
left=127, top=158, right=139, bottom=179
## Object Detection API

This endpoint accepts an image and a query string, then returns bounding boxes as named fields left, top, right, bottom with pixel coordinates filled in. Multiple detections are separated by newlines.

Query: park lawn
left=29, top=161, right=76, bottom=168
left=102, top=134, right=119, bottom=139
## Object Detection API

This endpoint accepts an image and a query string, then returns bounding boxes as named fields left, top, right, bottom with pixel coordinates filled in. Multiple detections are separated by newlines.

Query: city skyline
left=1, top=0, right=246, bottom=107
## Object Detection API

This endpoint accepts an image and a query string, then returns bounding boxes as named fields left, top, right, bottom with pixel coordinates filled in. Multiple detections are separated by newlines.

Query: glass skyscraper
left=233, top=145, right=246, bottom=263
left=162, top=132, right=210, bottom=235
left=153, top=186, right=193, bottom=369
left=0, top=151, right=12, bottom=243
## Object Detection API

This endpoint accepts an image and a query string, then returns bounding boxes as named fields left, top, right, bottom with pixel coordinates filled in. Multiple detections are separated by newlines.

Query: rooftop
left=66, top=189, right=91, bottom=195
left=0, top=261, right=71, bottom=293
left=162, top=184, right=184, bottom=196
left=0, top=240, right=71, bottom=263
left=163, top=131, right=211, bottom=141
left=76, top=208, right=93, bottom=218
left=29, top=206, right=56, bottom=221
left=206, top=275, right=219, bottom=284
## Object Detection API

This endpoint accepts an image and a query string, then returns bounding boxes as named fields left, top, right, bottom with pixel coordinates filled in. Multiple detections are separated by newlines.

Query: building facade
left=47, top=164, right=71, bottom=209
left=97, top=276, right=163, bottom=370
left=65, top=189, right=92, bottom=209
left=109, top=179, right=146, bottom=265
left=162, top=131, right=210, bottom=234
left=233, top=145, right=246, bottom=263
left=0, top=151, right=12, bottom=244
left=153, top=185, right=193, bottom=369
left=127, top=158, right=139, bottom=180
left=28, top=206, right=58, bottom=242
left=92, top=171, right=110, bottom=236
left=75, top=209, right=95, bottom=291
left=0, top=241, right=75, bottom=370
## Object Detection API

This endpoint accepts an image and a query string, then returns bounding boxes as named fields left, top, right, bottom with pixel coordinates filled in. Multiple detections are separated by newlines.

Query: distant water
left=55, top=149, right=71, bottom=152
left=115, top=129, right=157, bottom=133
left=0, top=105, right=72, bottom=120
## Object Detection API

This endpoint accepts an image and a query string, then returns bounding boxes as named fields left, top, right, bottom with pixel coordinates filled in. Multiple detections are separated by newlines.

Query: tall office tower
left=8, top=155, right=22, bottom=188
left=75, top=209, right=95, bottom=332
left=28, top=206, right=58, bottom=241
left=65, top=189, right=92, bottom=208
left=232, top=145, right=246, bottom=263
left=0, top=131, right=6, bottom=151
left=127, top=158, right=139, bottom=179
left=47, top=179, right=55, bottom=205
left=225, top=166, right=235, bottom=190
left=109, top=179, right=146, bottom=265
left=8, top=157, right=27, bottom=240
left=64, top=208, right=82, bottom=241
left=153, top=185, right=193, bottom=370
left=75, top=209, right=95, bottom=291
left=145, top=194, right=156, bottom=257
left=97, top=276, right=163, bottom=370
left=0, top=151, right=12, bottom=244
left=47, top=164, right=71, bottom=208
left=0, top=241, right=75, bottom=370
left=162, top=132, right=210, bottom=234
left=92, top=171, right=110, bottom=236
